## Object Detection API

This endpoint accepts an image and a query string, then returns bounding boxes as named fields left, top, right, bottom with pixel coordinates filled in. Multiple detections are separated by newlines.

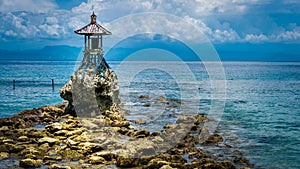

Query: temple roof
left=74, top=12, right=111, bottom=35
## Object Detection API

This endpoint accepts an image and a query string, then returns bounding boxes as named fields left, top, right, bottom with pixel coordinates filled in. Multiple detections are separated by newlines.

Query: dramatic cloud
left=0, top=0, right=57, bottom=13
left=0, top=0, right=299, bottom=49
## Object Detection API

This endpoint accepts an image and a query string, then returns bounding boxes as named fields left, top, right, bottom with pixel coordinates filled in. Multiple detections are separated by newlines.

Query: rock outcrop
left=59, top=59, right=121, bottom=117
left=0, top=102, right=253, bottom=169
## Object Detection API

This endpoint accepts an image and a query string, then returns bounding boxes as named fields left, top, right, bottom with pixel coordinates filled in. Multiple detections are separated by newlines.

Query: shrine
left=75, top=12, right=111, bottom=69
left=60, top=12, right=120, bottom=116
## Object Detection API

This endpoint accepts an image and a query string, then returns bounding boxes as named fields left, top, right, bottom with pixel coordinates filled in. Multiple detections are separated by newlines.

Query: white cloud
left=5, top=30, right=17, bottom=37
left=0, top=0, right=57, bottom=13
left=0, top=0, right=299, bottom=45
left=45, top=17, right=58, bottom=24
left=213, top=29, right=241, bottom=42
left=0, top=12, right=68, bottom=39
left=245, top=34, right=268, bottom=42
left=39, top=24, right=64, bottom=37
left=244, top=28, right=300, bottom=43
left=275, top=30, right=300, bottom=41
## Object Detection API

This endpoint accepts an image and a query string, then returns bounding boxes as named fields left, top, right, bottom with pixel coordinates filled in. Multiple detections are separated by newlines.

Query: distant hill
left=0, top=43, right=299, bottom=61
left=0, top=45, right=82, bottom=61
left=215, top=43, right=300, bottom=62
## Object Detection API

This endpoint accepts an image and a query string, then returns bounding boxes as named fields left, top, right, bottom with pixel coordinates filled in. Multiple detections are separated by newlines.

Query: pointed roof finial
left=91, top=11, right=97, bottom=23
left=75, top=11, right=111, bottom=35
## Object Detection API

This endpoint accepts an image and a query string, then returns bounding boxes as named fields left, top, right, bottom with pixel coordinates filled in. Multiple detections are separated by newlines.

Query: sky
left=0, top=0, right=299, bottom=60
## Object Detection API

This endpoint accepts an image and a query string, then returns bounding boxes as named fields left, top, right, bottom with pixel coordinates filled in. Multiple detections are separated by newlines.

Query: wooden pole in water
left=13, top=80, right=15, bottom=90
left=52, top=79, right=54, bottom=91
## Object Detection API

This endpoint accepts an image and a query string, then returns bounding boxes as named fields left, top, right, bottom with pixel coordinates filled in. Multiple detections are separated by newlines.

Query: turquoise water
left=0, top=60, right=299, bottom=168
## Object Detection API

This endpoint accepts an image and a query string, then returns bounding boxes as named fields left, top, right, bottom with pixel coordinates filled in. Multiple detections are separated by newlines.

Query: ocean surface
left=0, top=60, right=299, bottom=169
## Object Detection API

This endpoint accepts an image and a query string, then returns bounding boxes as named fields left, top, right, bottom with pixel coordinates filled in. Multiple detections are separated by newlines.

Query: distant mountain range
left=0, top=43, right=299, bottom=61
left=0, top=45, right=82, bottom=61
left=215, top=43, right=300, bottom=62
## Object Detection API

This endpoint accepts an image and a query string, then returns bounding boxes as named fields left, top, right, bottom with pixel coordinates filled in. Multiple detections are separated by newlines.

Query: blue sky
left=0, top=0, right=299, bottom=60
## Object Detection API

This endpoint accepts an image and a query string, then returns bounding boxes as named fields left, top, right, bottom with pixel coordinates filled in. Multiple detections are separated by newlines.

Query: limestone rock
left=132, top=129, right=150, bottom=138
left=59, top=61, right=121, bottom=116
left=89, top=155, right=106, bottom=164
left=203, top=133, right=224, bottom=145
left=0, top=143, right=25, bottom=153
left=49, top=164, right=72, bottom=169
left=93, top=150, right=115, bottom=161
left=20, top=147, right=43, bottom=157
left=39, top=143, right=51, bottom=152
left=160, top=165, right=174, bottom=169
left=0, top=152, right=9, bottom=160
left=19, top=158, right=42, bottom=168
left=38, top=137, right=58, bottom=146
left=78, top=142, right=103, bottom=154
left=17, top=136, right=29, bottom=142
left=116, top=155, right=138, bottom=168
left=233, top=156, right=253, bottom=167
left=57, top=148, right=84, bottom=161
left=46, top=122, right=63, bottom=133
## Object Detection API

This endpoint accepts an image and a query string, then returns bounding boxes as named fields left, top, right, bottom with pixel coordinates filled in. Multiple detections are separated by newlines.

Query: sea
left=0, top=60, right=299, bottom=169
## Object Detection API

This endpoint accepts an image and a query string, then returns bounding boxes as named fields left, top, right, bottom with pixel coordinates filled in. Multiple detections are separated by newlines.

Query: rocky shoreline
left=0, top=100, right=253, bottom=169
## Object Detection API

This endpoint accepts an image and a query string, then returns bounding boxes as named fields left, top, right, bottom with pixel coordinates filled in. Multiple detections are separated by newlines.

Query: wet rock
left=49, top=164, right=72, bottom=169
left=156, top=96, right=170, bottom=102
left=17, top=136, right=29, bottom=142
left=147, top=159, right=170, bottom=168
left=24, top=153, right=37, bottom=160
left=203, top=133, right=224, bottom=145
left=160, top=165, right=174, bottom=169
left=188, top=150, right=208, bottom=159
left=0, top=143, right=25, bottom=153
left=176, top=115, right=196, bottom=124
left=111, top=120, right=129, bottom=128
left=0, top=152, right=9, bottom=160
left=133, top=118, right=147, bottom=124
left=19, top=158, right=43, bottom=168
left=136, top=145, right=156, bottom=157
left=66, top=129, right=84, bottom=137
left=93, top=150, right=115, bottom=161
left=43, top=155, right=58, bottom=164
left=46, top=123, right=63, bottom=133
left=66, top=138, right=79, bottom=149
left=156, top=154, right=187, bottom=164
left=233, top=156, right=253, bottom=167
left=39, top=143, right=51, bottom=152
left=219, top=161, right=237, bottom=169
left=54, top=130, right=69, bottom=136
left=146, top=154, right=187, bottom=168
left=132, top=129, right=150, bottom=138
left=116, top=155, right=138, bottom=167
left=139, top=95, right=151, bottom=99
left=0, top=126, right=9, bottom=131
left=89, top=155, right=106, bottom=164
left=78, top=142, right=104, bottom=154
left=143, top=103, right=151, bottom=107
left=57, top=148, right=84, bottom=161
left=38, top=137, right=58, bottom=146
left=195, top=114, right=211, bottom=124
left=2, top=139, right=15, bottom=144
left=19, top=147, right=44, bottom=158
left=43, top=106, right=64, bottom=115
left=188, top=158, right=236, bottom=169
left=28, top=130, right=48, bottom=138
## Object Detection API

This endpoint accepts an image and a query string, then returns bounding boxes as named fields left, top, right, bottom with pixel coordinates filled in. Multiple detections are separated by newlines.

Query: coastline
left=0, top=100, right=253, bottom=169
